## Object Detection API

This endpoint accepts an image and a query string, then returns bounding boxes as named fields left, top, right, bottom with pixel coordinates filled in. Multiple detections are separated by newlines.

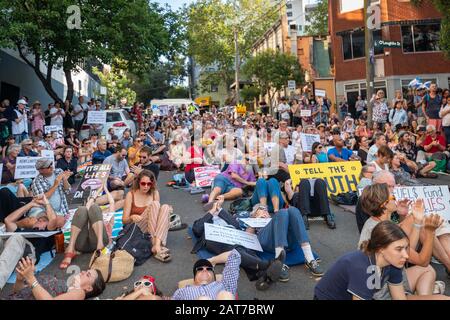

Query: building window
left=401, top=23, right=440, bottom=53
left=342, top=29, right=383, bottom=60
left=211, top=84, right=218, bottom=92
left=287, top=12, right=293, bottom=17
left=286, top=3, right=292, bottom=9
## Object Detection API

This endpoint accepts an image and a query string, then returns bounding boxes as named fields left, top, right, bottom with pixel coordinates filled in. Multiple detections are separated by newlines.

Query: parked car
left=79, top=109, right=136, bottom=140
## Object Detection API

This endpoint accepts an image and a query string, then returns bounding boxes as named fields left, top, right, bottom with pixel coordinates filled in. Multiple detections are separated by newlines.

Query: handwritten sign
left=300, top=133, right=321, bottom=152
left=71, top=164, right=111, bottom=205
left=393, top=186, right=450, bottom=222
left=194, top=166, right=221, bottom=188
left=315, top=89, right=326, bottom=97
left=44, top=125, right=63, bottom=138
left=204, top=223, right=263, bottom=252
left=300, top=109, right=311, bottom=117
left=289, top=161, right=362, bottom=195
left=87, top=111, right=107, bottom=124
left=14, top=157, right=43, bottom=179
left=239, top=218, right=271, bottom=229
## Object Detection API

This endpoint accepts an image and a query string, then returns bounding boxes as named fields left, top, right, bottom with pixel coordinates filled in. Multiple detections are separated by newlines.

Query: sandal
left=154, top=250, right=172, bottom=263
left=59, top=252, right=77, bottom=269
left=161, top=246, right=171, bottom=253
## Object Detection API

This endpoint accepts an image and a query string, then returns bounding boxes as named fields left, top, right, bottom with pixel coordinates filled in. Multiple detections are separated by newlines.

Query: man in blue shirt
left=19, top=139, right=39, bottom=157
left=147, top=122, right=166, bottom=156
left=327, top=137, right=355, bottom=162
left=92, top=139, right=112, bottom=165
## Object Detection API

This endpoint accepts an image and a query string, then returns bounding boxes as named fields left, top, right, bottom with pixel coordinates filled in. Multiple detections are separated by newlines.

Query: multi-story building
left=286, top=0, right=319, bottom=36
left=329, top=0, right=450, bottom=113
left=0, top=48, right=102, bottom=106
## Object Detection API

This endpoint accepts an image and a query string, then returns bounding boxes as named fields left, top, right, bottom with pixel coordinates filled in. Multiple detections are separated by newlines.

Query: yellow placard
left=235, top=104, right=247, bottom=114
left=288, top=161, right=362, bottom=195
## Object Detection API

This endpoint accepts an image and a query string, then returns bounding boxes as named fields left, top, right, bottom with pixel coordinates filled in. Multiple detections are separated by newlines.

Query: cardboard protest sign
left=300, top=133, right=321, bottom=152
left=289, top=161, right=362, bottom=195
left=393, top=186, right=450, bottom=222
left=204, top=223, right=263, bottom=252
left=44, top=125, right=63, bottom=138
left=239, top=218, right=271, bottom=229
left=87, top=111, right=107, bottom=124
left=194, top=166, right=221, bottom=188
left=71, top=164, right=112, bottom=205
left=300, top=109, right=311, bottom=117
left=14, top=157, right=43, bottom=179
left=77, top=161, right=92, bottom=173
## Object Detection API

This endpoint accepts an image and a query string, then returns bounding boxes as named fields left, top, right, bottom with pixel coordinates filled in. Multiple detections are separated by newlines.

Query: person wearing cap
left=18, top=139, right=39, bottom=157
left=31, top=158, right=72, bottom=224
left=172, top=248, right=241, bottom=300
left=12, top=99, right=29, bottom=143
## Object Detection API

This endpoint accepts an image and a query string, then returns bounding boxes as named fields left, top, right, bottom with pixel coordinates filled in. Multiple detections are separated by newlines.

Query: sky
left=154, top=0, right=193, bottom=10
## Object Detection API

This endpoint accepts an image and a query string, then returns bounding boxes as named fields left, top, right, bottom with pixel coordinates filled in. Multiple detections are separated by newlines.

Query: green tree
left=0, top=0, right=173, bottom=103
left=92, top=65, right=136, bottom=106
left=187, top=0, right=279, bottom=93
left=243, top=50, right=304, bottom=108
left=167, top=86, right=190, bottom=99
left=241, top=85, right=261, bottom=103
left=304, top=0, right=329, bottom=36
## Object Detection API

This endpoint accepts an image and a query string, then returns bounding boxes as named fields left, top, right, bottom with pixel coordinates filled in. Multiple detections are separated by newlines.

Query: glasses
left=136, top=140, right=142, bottom=143
left=195, top=266, right=214, bottom=273
left=380, top=195, right=396, bottom=208
left=140, top=181, right=153, bottom=187
left=133, top=280, right=155, bottom=293
left=317, top=146, right=323, bottom=149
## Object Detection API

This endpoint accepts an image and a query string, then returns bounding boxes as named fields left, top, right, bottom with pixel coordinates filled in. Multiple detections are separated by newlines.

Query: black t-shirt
left=314, top=251, right=403, bottom=300
left=142, top=162, right=160, bottom=180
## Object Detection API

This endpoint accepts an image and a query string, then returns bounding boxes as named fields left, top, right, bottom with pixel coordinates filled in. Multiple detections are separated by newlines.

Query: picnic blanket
left=7, top=250, right=55, bottom=284
left=187, top=227, right=318, bottom=267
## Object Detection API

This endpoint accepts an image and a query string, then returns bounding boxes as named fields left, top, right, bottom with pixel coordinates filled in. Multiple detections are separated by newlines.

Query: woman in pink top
left=30, top=101, right=45, bottom=136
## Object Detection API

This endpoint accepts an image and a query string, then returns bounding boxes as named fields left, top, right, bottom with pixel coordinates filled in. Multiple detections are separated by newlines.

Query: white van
left=150, top=99, right=199, bottom=116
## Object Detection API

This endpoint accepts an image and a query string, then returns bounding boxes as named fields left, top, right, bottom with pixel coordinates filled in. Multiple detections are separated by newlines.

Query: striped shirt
left=172, top=249, right=241, bottom=300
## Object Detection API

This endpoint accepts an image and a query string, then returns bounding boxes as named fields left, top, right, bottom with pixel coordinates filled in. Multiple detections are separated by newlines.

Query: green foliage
left=0, top=0, right=177, bottom=102
left=167, top=86, right=190, bottom=99
left=432, top=0, right=450, bottom=59
left=92, top=65, right=136, bottom=106
left=187, top=0, right=278, bottom=91
left=242, top=50, right=304, bottom=106
left=240, top=85, right=261, bottom=103
left=304, top=0, right=328, bottom=36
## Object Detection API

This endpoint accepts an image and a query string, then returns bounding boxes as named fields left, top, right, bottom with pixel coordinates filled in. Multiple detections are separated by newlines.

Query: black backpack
left=113, top=223, right=152, bottom=266
left=330, top=192, right=358, bottom=206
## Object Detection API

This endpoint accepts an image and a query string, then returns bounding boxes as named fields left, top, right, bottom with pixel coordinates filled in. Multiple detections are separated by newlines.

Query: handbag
left=89, top=249, right=135, bottom=283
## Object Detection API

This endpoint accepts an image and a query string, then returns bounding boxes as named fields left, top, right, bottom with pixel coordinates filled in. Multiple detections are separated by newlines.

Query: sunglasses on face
left=317, top=146, right=323, bottom=149
left=379, top=195, right=396, bottom=208
left=140, top=181, right=153, bottom=187
left=134, top=280, right=155, bottom=292
left=195, top=266, right=214, bottom=273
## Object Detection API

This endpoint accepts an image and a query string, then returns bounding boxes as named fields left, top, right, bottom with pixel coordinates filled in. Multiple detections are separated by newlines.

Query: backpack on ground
left=330, top=192, right=358, bottom=206
left=113, top=223, right=152, bottom=266
left=229, top=198, right=252, bottom=215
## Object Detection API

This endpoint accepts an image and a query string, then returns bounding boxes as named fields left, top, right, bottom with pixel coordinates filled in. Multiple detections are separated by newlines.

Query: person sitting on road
left=103, top=145, right=135, bottom=190
left=327, top=136, right=358, bottom=162
left=18, top=139, right=39, bottom=157
left=59, top=180, right=119, bottom=269
left=250, top=173, right=285, bottom=214
left=92, top=139, right=112, bottom=165
left=310, top=142, right=329, bottom=163
left=390, top=153, right=428, bottom=186
left=357, top=184, right=445, bottom=299
left=172, top=249, right=241, bottom=300
left=8, top=256, right=105, bottom=300
left=357, top=164, right=376, bottom=190
left=203, top=163, right=256, bottom=211
left=78, top=139, right=94, bottom=164
left=130, top=146, right=160, bottom=180
left=367, top=133, right=387, bottom=163
left=122, top=170, right=172, bottom=263
left=370, top=145, right=394, bottom=172
left=284, top=178, right=336, bottom=230
left=315, top=221, right=449, bottom=300
left=192, top=196, right=285, bottom=291
left=127, top=136, right=143, bottom=167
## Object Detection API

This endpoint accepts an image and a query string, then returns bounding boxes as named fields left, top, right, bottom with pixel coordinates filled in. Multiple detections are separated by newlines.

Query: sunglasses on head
left=195, top=266, right=214, bottom=273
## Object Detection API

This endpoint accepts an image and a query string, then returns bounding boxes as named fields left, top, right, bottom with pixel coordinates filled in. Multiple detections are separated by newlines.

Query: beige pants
left=136, top=202, right=170, bottom=246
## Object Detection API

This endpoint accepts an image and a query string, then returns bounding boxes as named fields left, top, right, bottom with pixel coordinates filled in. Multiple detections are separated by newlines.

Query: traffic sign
left=374, top=40, right=401, bottom=48
left=288, top=80, right=296, bottom=90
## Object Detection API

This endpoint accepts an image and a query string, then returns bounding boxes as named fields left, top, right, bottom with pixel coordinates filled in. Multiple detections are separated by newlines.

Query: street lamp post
left=234, top=25, right=240, bottom=105
left=365, top=0, right=375, bottom=127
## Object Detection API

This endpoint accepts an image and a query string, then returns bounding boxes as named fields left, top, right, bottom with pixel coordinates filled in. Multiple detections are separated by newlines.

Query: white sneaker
left=433, top=281, right=445, bottom=295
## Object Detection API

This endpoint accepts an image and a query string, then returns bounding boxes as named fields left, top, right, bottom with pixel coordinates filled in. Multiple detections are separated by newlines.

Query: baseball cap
left=17, top=99, right=28, bottom=105
left=36, top=158, right=53, bottom=170
left=193, top=259, right=214, bottom=277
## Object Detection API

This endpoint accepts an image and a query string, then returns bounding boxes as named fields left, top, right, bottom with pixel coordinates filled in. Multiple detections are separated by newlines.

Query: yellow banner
left=288, top=161, right=362, bottom=195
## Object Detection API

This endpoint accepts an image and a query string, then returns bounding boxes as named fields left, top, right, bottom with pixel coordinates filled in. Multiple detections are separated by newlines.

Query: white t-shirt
left=50, top=107, right=65, bottom=126
left=367, top=145, right=379, bottom=163
left=370, top=161, right=389, bottom=172
left=278, top=103, right=291, bottom=120
left=73, top=104, right=85, bottom=121
left=283, top=145, right=296, bottom=164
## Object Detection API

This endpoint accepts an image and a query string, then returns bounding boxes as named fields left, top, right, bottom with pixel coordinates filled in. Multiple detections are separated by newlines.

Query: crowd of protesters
left=0, top=81, right=449, bottom=300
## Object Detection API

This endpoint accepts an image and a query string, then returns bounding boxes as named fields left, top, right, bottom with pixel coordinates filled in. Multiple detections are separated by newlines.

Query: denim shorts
left=213, top=174, right=238, bottom=194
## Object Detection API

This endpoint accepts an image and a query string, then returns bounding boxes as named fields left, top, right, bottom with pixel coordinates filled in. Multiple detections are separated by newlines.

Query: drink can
left=55, top=233, right=65, bottom=253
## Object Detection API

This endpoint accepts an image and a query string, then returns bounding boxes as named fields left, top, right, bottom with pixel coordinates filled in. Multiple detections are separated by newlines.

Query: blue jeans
left=213, top=174, right=237, bottom=194
left=14, top=132, right=28, bottom=144
left=443, top=126, right=450, bottom=148
left=258, top=207, right=310, bottom=253
left=251, top=178, right=284, bottom=213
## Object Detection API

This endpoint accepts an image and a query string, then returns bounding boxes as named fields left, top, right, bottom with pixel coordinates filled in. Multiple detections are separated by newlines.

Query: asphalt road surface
left=1, top=171, right=449, bottom=299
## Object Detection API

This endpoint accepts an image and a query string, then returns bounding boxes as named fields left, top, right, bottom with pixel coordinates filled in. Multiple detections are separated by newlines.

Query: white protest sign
left=204, top=223, right=263, bottom=252
left=0, top=231, right=59, bottom=238
left=159, top=105, right=169, bottom=116
left=288, top=80, right=296, bottom=90
left=194, top=166, right=221, bottom=188
left=300, top=133, right=321, bottom=152
left=44, top=125, right=63, bottom=138
left=14, top=157, right=43, bottom=179
left=315, top=89, right=326, bottom=97
left=300, top=109, right=311, bottom=117
left=239, top=218, right=271, bottom=229
left=393, top=186, right=450, bottom=222
left=87, top=111, right=107, bottom=124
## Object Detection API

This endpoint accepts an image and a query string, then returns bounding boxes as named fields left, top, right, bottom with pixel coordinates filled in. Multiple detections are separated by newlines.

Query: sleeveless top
left=4, top=275, right=67, bottom=300
left=131, top=191, right=147, bottom=216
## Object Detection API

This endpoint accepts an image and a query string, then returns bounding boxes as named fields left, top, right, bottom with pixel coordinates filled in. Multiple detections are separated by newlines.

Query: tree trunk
left=17, top=46, right=62, bottom=104
left=64, top=66, right=74, bottom=103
